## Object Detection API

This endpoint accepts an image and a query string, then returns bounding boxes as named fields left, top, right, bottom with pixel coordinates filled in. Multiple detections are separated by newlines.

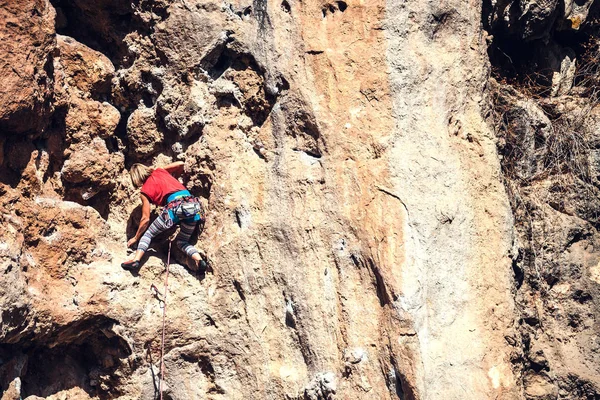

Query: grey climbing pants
left=137, top=214, right=199, bottom=257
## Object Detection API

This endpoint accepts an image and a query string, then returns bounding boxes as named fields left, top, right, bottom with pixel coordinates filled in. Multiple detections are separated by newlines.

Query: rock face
left=483, top=0, right=596, bottom=40
left=484, top=0, right=600, bottom=397
left=1, top=0, right=600, bottom=399
left=0, top=0, right=56, bottom=134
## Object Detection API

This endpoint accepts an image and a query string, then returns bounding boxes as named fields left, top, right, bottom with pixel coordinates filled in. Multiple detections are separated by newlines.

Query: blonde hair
left=130, top=163, right=154, bottom=187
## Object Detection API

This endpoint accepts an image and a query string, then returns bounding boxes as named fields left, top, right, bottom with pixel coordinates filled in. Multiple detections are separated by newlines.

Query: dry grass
left=540, top=103, right=592, bottom=183
left=489, top=32, right=600, bottom=289
left=490, top=49, right=598, bottom=188
left=573, top=34, right=600, bottom=99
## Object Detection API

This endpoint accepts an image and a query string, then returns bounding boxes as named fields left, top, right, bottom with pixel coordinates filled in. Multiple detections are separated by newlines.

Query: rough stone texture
left=385, top=2, right=517, bottom=397
left=483, top=0, right=596, bottom=41
left=63, top=98, right=121, bottom=142
left=0, top=0, right=56, bottom=134
left=126, top=106, right=163, bottom=159
left=1, top=0, right=600, bottom=399
left=0, top=378, right=20, bottom=400
left=486, top=0, right=600, bottom=391
left=61, top=138, right=123, bottom=187
left=492, top=84, right=600, bottom=398
left=483, top=0, right=598, bottom=101
left=53, top=35, right=123, bottom=202
left=55, top=35, right=115, bottom=98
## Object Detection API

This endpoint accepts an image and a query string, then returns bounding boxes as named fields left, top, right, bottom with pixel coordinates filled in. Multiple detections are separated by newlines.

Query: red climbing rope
left=159, top=240, right=172, bottom=400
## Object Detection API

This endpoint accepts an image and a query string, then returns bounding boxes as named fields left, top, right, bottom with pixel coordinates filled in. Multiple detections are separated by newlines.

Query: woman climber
left=121, top=161, right=206, bottom=271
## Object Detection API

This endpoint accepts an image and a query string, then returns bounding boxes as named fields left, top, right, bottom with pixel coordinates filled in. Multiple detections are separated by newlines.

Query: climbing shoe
left=186, top=257, right=207, bottom=273
left=199, top=260, right=207, bottom=272
left=121, top=260, right=140, bottom=270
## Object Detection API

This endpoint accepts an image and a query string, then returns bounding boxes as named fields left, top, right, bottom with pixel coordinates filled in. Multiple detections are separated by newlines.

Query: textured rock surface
left=491, top=80, right=600, bottom=398
left=486, top=0, right=600, bottom=392
left=1, top=0, right=600, bottom=399
left=0, top=0, right=56, bottom=134
left=483, top=0, right=596, bottom=40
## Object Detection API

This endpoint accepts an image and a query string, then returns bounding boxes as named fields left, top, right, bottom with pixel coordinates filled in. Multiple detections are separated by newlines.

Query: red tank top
left=141, top=168, right=186, bottom=205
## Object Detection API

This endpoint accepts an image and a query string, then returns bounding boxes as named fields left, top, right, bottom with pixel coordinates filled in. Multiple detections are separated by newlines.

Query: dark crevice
left=141, top=92, right=154, bottom=108
left=216, top=96, right=241, bottom=109
left=64, top=188, right=113, bottom=219
left=202, top=34, right=235, bottom=80
left=117, top=111, right=134, bottom=169
left=205, top=314, right=217, bottom=327
left=0, top=136, right=37, bottom=189
left=512, top=252, right=525, bottom=289
left=285, top=308, right=296, bottom=328
left=205, top=43, right=279, bottom=126
left=197, top=355, right=216, bottom=378
left=485, top=2, right=600, bottom=98
left=367, top=258, right=389, bottom=307
left=0, top=318, right=131, bottom=399
left=322, top=1, right=347, bottom=17
left=105, top=137, right=120, bottom=154
left=350, top=254, right=361, bottom=268
left=209, top=52, right=233, bottom=81
left=50, top=0, right=135, bottom=68
left=529, top=361, right=549, bottom=373
left=293, top=148, right=322, bottom=159
left=181, top=122, right=205, bottom=146
left=573, top=289, right=593, bottom=304
left=277, top=75, right=290, bottom=92
left=394, top=368, right=405, bottom=400
left=387, top=355, right=416, bottom=400
left=252, top=145, right=267, bottom=160
left=231, top=5, right=252, bottom=19
left=234, top=209, right=243, bottom=228
left=564, top=229, right=591, bottom=249
left=233, top=280, right=246, bottom=301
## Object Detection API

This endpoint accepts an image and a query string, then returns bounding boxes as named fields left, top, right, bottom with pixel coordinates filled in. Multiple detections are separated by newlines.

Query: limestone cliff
left=0, top=0, right=599, bottom=399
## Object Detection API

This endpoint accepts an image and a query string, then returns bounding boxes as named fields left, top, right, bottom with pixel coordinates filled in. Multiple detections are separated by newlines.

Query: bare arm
left=128, top=194, right=151, bottom=247
left=163, top=161, right=185, bottom=178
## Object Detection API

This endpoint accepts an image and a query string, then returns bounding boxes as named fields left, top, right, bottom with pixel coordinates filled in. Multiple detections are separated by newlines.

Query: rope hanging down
left=159, top=239, right=172, bottom=400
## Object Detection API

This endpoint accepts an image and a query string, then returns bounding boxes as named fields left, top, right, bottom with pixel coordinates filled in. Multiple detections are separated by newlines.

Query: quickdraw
left=150, top=284, right=164, bottom=308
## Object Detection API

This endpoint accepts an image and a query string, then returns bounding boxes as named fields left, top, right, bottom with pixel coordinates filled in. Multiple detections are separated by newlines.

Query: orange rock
left=0, top=0, right=55, bottom=134
left=126, top=106, right=163, bottom=159
left=55, top=35, right=115, bottom=100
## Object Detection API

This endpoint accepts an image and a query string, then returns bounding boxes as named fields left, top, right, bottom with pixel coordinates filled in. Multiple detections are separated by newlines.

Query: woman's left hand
left=127, top=238, right=137, bottom=248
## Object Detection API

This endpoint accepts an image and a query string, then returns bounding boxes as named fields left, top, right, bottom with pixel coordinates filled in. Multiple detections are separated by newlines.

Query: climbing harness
left=161, top=194, right=205, bottom=226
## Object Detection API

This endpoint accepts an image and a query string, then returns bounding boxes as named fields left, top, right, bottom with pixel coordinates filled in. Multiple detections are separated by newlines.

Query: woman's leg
left=175, top=220, right=202, bottom=265
left=133, top=214, right=171, bottom=262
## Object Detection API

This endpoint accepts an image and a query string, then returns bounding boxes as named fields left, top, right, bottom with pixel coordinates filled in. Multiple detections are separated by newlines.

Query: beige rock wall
left=384, top=1, right=518, bottom=398
left=1, top=0, right=599, bottom=399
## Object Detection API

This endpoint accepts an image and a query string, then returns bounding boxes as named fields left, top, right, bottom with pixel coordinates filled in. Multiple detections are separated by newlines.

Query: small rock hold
left=304, top=372, right=336, bottom=400
left=1, top=377, right=21, bottom=400
left=172, top=142, right=184, bottom=154
left=344, top=347, right=366, bottom=364
left=285, top=299, right=295, bottom=326
left=127, top=106, right=164, bottom=159
left=504, top=335, right=516, bottom=346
